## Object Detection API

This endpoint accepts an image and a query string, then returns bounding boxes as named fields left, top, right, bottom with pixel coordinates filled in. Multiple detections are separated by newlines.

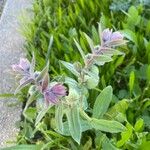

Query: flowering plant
left=12, top=24, right=127, bottom=144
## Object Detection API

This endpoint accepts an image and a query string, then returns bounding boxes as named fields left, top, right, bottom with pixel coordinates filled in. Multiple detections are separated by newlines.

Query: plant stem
left=79, top=109, right=92, bottom=122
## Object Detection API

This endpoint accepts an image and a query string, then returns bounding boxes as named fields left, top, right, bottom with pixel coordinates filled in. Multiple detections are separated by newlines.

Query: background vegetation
left=8, top=0, right=150, bottom=149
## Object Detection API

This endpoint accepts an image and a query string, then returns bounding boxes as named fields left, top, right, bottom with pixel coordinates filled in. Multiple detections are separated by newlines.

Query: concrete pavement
left=0, top=0, right=32, bottom=147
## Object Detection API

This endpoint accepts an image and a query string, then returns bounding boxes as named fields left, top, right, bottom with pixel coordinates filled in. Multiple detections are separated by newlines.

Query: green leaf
left=14, top=78, right=34, bottom=94
left=23, top=107, right=37, bottom=123
left=102, top=134, right=119, bottom=150
left=84, top=33, right=94, bottom=52
left=83, top=65, right=99, bottom=89
left=23, top=91, right=38, bottom=113
left=93, top=55, right=112, bottom=66
left=1, top=145, right=42, bottom=150
left=105, top=99, right=129, bottom=120
left=46, top=35, right=53, bottom=64
left=74, top=39, right=86, bottom=61
left=85, top=73, right=99, bottom=89
left=93, top=86, right=113, bottom=118
left=129, top=71, right=135, bottom=93
left=36, top=62, right=49, bottom=82
left=66, top=105, right=81, bottom=144
left=121, top=29, right=137, bottom=46
left=60, top=60, right=80, bottom=77
left=98, top=23, right=102, bottom=45
left=90, top=118, right=126, bottom=133
left=117, top=122, right=133, bottom=147
left=64, top=77, right=78, bottom=88
left=134, top=118, right=144, bottom=132
left=35, top=106, right=51, bottom=126
left=62, top=119, right=91, bottom=136
left=139, top=141, right=150, bottom=150
left=82, top=137, right=92, bottom=150
left=100, top=47, right=124, bottom=56
left=55, top=103, right=64, bottom=133
left=146, top=65, right=150, bottom=82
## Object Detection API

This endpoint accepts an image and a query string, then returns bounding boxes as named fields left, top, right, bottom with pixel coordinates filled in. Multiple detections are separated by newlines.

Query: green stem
left=80, top=109, right=92, bottom=122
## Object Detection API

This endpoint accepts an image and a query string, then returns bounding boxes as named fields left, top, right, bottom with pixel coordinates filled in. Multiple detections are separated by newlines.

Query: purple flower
left=111, top=31, right=123, bottom=41
left=102, top=28, right=124, bottom=47
left=102, top=29, right=112, bottom=43
left=43, top=84, right=67, bottom=104
left=12, top=58, right=35, bottom=92
left=12, top=58, right=30, bottom=74
left=41, top=73, right=66, bottom=104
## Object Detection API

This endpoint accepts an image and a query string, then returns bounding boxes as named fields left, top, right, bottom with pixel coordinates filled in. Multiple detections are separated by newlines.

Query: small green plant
left=11, top=25, right=127, bottom=149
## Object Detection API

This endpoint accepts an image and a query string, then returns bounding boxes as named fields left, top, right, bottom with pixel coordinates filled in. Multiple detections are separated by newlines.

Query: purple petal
left=44, top=90, right=58, bottom=104
left=19, top=58, right=30, bottom=72
left=111, top=31, right=123, bottom=41
left=102, top=28, right=112, bottom=43
left=11, top=64, right=23, bottom=72
left=51, top=84, right=66, bottom=96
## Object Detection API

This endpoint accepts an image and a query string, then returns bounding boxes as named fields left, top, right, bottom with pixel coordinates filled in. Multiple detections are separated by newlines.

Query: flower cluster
left=83, top=28, right=125, bottom=69
left=41, top=73, right=66, bottom=104
left=12, top=58, right=66, bottom=104
left=12, top=58, right=35, bottom=86
left=11, top=25, right=127, bottom=145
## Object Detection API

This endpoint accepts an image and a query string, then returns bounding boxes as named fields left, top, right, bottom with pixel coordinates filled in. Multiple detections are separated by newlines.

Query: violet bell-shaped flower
left=44, top=84, right=67, bottom=104
left=101, top=28, right=124, bottom=47
left=12, top=58, right=30, bottom=74
left=41, top=73, right=67, bottom=104
left=93, top=28, right=125, bottom=55
left=12, top=58, right=35, bottom=88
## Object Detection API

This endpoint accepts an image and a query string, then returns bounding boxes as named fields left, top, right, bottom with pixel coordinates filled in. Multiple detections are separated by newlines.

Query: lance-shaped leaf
left=60, top=60, right=80, bottom=77
left=93, top=86, right=112, bottom=118
left=129, top=71, right=135, bottom=94
left=61, top=120, right=92, bottom=136
left=74, top=39, right=86, bottom=61
left=23, top=91, right=38, bottom=114
left=99, top=47, right=124, bottom=56
left=90, top=118, right=126, bottom=133
left=55, top=102, right=64, bottom=134
left=46, top=35, right=53, bottom=64
left=104, top=39, right=127, bottom=47
left=64, top=77, right=78, bottom=88
left=84, top=33, right=95, bottom=53
left=35, top=105, right=52, bottom=126
left=14, top=78, right=34, bottom=94
left=36, top=61, right=49, bottom=82
left=104, top=99, right=129, bottom=120
left=93, top=55, right=112, bottom=66
left=98, top=23, right=103, bottom=45
left=101, top=134, right=119, bottom=150
left=30, top=52, right=35, bottom=74
left=66, top=105, right=82, bottom=144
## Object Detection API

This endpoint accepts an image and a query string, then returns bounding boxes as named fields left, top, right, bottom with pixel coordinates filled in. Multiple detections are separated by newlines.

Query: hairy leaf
left=55, top=103, right=64, bottom=133
left=60, top=60, right=80, bottom=77
left=35, top=106, right=51, bottom=126
left=90, top=118, right=126, bottom=133
left=66, top=105, right=81, bottom=144
left=93, top=86, right=112, bottom=118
